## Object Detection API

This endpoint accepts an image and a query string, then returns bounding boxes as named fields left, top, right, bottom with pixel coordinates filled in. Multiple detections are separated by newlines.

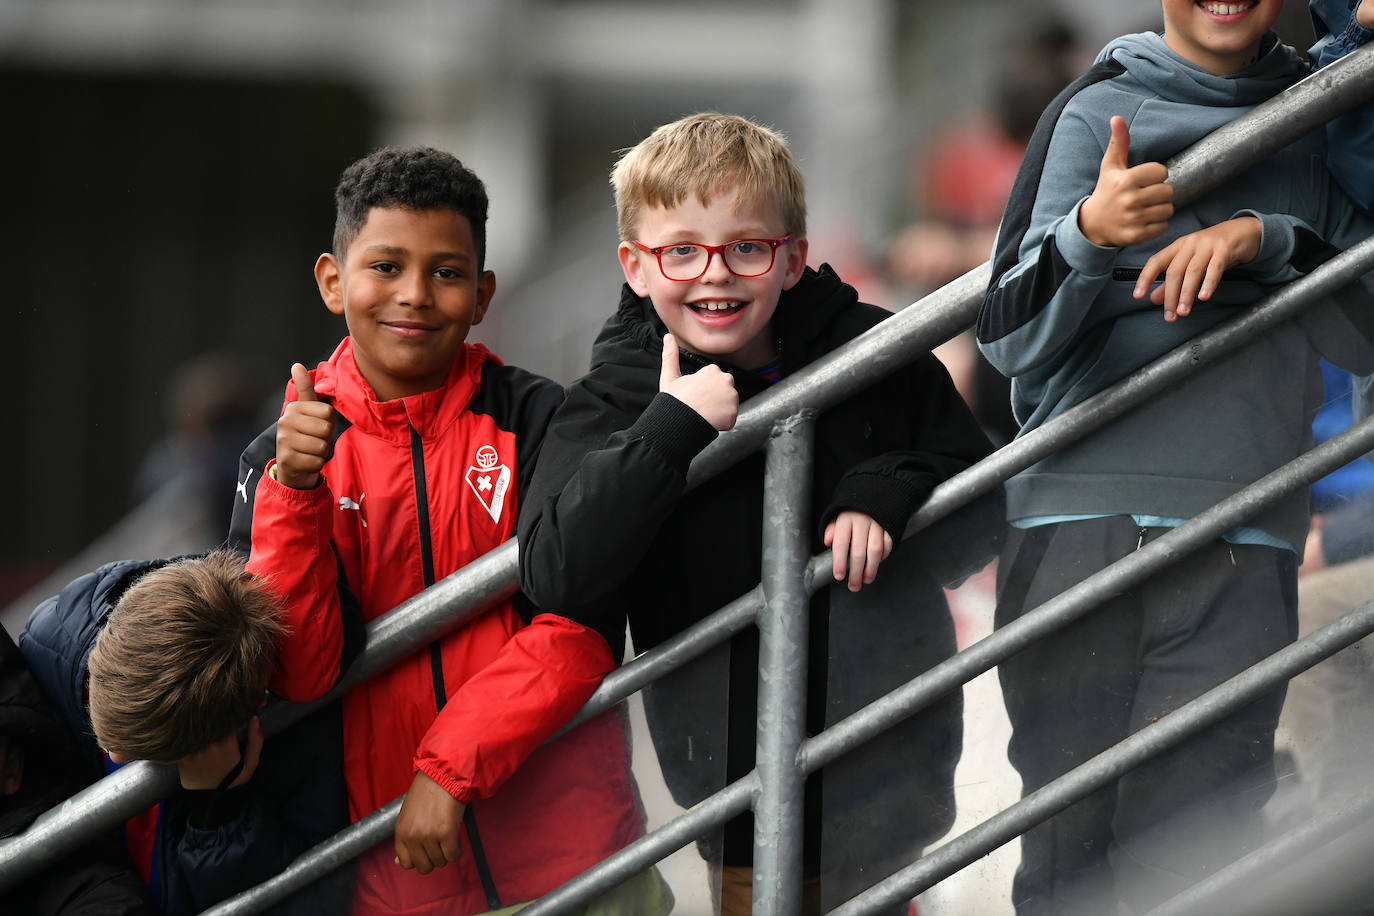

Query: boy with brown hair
left=977, top=0, right=1374, bottom=911
left=518, top=112, right=993, bottom=913
left=17, top=550, right=350, bottom=914
left=230, top=146, right=659, bottom=915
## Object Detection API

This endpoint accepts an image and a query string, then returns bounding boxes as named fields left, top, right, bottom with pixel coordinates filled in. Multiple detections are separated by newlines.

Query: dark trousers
left=994, top=517, right=1297, bottom=915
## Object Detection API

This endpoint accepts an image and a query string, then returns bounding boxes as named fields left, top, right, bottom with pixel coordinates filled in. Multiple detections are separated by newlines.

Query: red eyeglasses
left=633, top=236, right=793, bottom=282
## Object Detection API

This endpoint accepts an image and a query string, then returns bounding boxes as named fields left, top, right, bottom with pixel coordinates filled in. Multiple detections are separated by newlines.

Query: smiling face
left=618, top=191, right=808, bottom=370
left=1161, top=0, right=1283, bottom=75
left=315, top=206, right=494, bottom=401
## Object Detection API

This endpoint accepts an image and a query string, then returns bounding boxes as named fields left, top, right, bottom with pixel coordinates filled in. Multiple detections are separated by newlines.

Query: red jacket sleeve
left=412, top=613, right=615, bottom=802
left=246, top=465, right=346, bottom=703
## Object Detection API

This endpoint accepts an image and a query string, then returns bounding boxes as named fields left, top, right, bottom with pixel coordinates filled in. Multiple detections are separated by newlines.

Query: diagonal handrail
left=2, top=36, right=1372, bottom=909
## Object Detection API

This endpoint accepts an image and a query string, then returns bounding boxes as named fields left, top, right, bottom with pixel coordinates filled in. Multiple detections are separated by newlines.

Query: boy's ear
left=314, top=253, right=345, bottom=316
left=618, top=241, right=652, bottom=297
left=471, top=270, right=496, bottom=326
left=780, top=236, right=810, bottom=291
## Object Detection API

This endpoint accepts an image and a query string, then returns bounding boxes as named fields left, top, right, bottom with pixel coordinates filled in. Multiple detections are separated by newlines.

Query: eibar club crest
left=465, top=445, right=512, bottom=524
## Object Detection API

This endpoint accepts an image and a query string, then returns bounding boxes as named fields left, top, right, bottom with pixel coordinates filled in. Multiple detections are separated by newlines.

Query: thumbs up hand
left=659, top=334, right=738, bottom=432
left=274, top=362, right=336, bottom=490
left=1078, top=116, right=1174, bottom=248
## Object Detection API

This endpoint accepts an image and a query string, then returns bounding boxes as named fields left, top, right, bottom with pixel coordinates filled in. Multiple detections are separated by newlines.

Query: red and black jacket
left=230, top=338, right=644, bottom=915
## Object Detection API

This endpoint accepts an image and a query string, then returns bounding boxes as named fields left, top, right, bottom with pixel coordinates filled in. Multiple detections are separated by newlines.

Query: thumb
left=1101, top=115, right=1130, bottom=172
left=291, top=362, right=318, bottom=402
left=660, top=334, right=682, bottom=389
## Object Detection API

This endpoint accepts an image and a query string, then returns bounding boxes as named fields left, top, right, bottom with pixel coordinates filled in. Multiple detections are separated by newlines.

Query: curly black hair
left=332, top=145, right=489, bottom=268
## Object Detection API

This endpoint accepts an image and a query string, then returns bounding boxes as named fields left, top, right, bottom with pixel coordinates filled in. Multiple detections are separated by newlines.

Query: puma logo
left=339, top=493, right=367, bottom=527
left=237, top=468, right=254, bottom=503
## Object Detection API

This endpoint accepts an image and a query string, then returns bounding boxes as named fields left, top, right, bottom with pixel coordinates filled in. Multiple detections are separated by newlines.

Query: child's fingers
left=1134, top=247, right=1173, bottom=299
left=1140, top=201, right=1175, bottom=225
left=830, top=515, right=852, bottom=582
left=1197, top=252, right=1227, bottom=303
left=660, top=334, right=681, bottom=390
left=861, top=523, right=889, bottom=587
left=847, top=526, right=869, bottom=592
left=1162, top=257, right=1188, bottom=320
left=291, top=363, right=318, bottom=403
left=439, top=835, right=462, bottom=867
left=1100, top=115, right=1131, bottom=173
left=1173, top=253, right=1211, bottom=317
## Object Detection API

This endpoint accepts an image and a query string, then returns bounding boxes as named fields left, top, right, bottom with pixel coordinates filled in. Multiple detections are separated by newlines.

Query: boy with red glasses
left=518, top=111, right=993, bottom=913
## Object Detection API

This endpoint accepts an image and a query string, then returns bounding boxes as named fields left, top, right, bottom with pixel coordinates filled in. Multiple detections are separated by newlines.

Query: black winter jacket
left=519, top=265, right=996, bottom=905
left=17, top=558, right=351, bottom=915
left=0, top=625, right=153, bottom=915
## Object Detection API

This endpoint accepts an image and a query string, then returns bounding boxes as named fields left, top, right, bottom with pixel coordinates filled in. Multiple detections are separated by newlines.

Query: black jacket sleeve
left=517, top=336, right=717, bottom=633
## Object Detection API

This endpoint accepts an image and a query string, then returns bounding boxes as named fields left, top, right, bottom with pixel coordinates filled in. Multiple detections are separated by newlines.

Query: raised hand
left=274, top=363, right=336, bottom=490
left=659, top=333, right=739, bottom=432
left=1078, top=116, right=1174, bottom=248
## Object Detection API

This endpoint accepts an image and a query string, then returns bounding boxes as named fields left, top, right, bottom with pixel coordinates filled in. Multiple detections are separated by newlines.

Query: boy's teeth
left=1201, top=1, right=1251, bottom=13
left=699, top=302, right=738, bottom=311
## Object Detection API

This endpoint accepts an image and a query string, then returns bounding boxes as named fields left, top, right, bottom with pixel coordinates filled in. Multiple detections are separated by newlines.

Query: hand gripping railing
left=2, top=39, right=1373, bottom=915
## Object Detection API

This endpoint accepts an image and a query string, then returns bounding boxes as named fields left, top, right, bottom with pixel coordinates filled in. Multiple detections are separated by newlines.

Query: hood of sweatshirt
left=1096, top=30, right=1309, bottom=108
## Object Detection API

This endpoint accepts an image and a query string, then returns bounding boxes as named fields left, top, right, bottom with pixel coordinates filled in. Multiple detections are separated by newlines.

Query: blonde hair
left=87, top=550, right=286, bottom=762
left=611, top=112, right=806, bottom=242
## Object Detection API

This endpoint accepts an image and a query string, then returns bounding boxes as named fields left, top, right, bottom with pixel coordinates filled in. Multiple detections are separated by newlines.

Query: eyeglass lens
left=660, top=241, right=777, bottom=280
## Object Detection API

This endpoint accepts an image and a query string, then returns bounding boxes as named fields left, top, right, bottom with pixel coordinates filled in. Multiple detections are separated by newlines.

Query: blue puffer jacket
left=18, top=558, right=352, bottom=915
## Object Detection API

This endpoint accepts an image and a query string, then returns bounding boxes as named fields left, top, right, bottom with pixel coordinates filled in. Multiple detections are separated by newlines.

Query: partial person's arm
left=1310, top=0, right=1374, bottom=214
left=518, top=337, right=717, bottom=620
left=394, top=611, right=616, bottom=873
left=821, top=348, right=995, bottom=589
left=227, top=369, right=361, bottom=703
left=978, top=106, right=1161, bottom=377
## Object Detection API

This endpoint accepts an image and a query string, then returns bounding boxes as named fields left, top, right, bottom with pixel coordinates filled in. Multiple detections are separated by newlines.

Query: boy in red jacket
left=230, top=147, right=661, bottom=915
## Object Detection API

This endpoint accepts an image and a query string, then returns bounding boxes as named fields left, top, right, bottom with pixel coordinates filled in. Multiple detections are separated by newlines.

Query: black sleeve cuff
left=625, top=392, right=719, bottom=476
left=819, top=472, right=933, bottom=542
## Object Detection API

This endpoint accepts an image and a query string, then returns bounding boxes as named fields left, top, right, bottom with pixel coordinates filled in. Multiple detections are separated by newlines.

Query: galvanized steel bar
left=899, top=233, right=1374, bottom=544
left=832, top=568, right=1374, bottom=916
left=561, top=587, right=763, bottom=734
left=753, top=412, right=818, bottom=915
left=200, top=798, right=402, bottom=916
left=4, top=47, right=1373, bottom=900
left=1147, top=786, right=1374, bottom=916
left=516, top=776, right=759, bottom=916
left=0, top=543, right=516, bottom=890
left=1167, top=43, right=1374, bottom=203
left=696, top=44, right=1374, bottom=490
left=805, top=414, right=1374, bottom=780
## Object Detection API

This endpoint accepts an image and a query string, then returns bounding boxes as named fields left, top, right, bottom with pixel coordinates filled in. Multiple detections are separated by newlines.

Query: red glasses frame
left=632, top=235, right=793, bottom=282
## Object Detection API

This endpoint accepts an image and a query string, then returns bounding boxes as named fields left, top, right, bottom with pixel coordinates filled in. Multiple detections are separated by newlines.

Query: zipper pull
left=1137, top=526, right=1148, bottom=550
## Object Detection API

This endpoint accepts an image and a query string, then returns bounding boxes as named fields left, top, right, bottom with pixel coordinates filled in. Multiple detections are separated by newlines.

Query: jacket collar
left=609, top=263, right=858, bottom=380
left=292, top=337, right=494, bottom=444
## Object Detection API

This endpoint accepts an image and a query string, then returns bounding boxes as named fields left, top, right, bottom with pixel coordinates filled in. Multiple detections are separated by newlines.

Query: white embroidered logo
left=237, top=468, right=254, bottom=503
left=339, top=493, right=367, bottom=527
left=465, top=445, right=511, bottom=524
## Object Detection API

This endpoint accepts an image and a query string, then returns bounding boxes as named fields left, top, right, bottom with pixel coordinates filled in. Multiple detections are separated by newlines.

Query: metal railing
left=2, top=40, right=1373, bottom=916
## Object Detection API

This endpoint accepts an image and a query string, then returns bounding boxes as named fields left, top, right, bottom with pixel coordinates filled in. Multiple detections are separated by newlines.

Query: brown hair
left=611, top=112, right=806, bottom=242
left=87, top=550, right=286, bottom=762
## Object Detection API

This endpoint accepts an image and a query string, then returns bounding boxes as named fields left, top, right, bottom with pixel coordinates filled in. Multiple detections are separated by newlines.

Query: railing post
left=753, top=410, right=816, bottom=916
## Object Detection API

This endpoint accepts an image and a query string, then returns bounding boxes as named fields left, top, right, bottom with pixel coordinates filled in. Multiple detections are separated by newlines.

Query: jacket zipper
left=410, top=426, right=502, bottom=910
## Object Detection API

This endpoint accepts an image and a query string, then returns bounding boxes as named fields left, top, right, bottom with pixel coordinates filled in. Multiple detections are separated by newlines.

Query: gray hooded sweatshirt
left=977, top=30, right=1374, bottom=550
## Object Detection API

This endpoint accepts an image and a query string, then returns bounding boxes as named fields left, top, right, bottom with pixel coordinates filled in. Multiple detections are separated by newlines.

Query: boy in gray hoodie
left=977, top=1, right=1374, bottom=912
